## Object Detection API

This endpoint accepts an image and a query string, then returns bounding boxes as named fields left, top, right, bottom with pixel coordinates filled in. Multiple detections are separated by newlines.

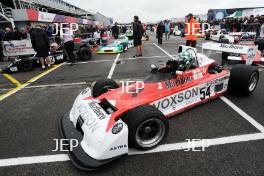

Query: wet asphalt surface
left=0, top=32, right=264, bottom=176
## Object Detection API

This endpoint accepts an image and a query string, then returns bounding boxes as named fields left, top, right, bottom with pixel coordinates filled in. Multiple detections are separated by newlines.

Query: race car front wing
left=60, top=112, right=127, bottom=171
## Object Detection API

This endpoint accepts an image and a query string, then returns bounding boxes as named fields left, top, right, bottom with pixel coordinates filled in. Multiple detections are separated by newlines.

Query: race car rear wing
left=229, top=32, right=256, bottom=36
left=202, top=42, right=258, bottom=65
left=202, top=42, right=257, bottom=54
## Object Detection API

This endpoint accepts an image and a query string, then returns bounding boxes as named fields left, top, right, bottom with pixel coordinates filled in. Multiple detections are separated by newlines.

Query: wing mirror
left=176, top=71, right=183, bottom=75
left=151, top=64, right=158, bottom=71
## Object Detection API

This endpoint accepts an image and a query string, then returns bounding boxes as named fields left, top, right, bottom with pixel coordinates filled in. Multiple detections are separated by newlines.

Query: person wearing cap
left=185, top=13, right=200, bottom=48
left=31, top=25, right=51, bottom=69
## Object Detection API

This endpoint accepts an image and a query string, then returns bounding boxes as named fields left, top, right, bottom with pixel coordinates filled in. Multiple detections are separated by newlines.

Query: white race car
left=203, top=41, right=264, bottom=65
left=210, top=30, right=235, bottom=43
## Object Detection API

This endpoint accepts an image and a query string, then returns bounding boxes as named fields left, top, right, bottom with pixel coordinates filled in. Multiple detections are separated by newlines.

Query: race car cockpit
left=144, top=47, right=198, bottom=83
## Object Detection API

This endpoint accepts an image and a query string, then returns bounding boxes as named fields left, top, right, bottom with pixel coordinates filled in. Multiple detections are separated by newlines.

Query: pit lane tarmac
left=0, top=33, right=264, bottom=176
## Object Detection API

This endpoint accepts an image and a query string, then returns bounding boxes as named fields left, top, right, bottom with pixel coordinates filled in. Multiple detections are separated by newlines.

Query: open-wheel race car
left=209, top=29, right=235, bottom=43
left=203, top=37, right=264, bottom=66
left=96, top=35, right=133, bottom=54
left=2, top=42, right=92, bottom=73
left=60, top=45, right=259, bottom=170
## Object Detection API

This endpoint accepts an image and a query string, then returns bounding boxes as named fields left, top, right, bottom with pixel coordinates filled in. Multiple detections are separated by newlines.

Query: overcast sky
left=64, top=0, right=264, bottom=23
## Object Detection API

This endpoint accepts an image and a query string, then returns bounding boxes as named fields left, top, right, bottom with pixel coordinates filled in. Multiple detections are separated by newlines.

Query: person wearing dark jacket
left=3, top=28, right=14, bottom=41
left=0, top=29, right=4, bottom=61
left=112, top=22, right=119, bottom=39
left=156, top=21, right=165, bottom=44
left=133, top=16, right=144, bottom=57
left=13, top=27, right=23, bottom=40
left=31, top=25, right=51, bottom=69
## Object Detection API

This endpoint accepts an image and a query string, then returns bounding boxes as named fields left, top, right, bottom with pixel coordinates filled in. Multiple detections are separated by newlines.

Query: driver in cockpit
left=175, top=51, right=195, bottom=71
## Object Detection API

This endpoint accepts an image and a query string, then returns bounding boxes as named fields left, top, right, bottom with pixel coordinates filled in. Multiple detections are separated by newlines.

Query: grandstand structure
left=0, top=0, right=112, bottom=29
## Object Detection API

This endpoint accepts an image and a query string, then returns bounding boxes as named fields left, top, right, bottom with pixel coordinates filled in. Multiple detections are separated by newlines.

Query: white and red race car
left=203, top=40, right=264, bottom=65
left=60, top=46, right=259, bottom=170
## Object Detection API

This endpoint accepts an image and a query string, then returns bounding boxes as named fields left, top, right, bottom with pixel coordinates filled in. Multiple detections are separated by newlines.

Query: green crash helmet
left=176, top=51, right=195, bottom=71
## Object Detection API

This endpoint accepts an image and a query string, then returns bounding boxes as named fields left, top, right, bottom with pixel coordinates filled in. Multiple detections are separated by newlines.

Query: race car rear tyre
left=20, top=59, right=33, bottom=72
left=221, top=52, right=229, bottom=65
left=92, top=79, right=119, bottom=98
left=255, top=38, right=264, bottom=52
left=228, top=65, right=259, bottom=96
left=123, top=105, right=168, bottom=151
left=79, top=46, right=92, bottom=60
left=220, top=38, right=229, bottom=43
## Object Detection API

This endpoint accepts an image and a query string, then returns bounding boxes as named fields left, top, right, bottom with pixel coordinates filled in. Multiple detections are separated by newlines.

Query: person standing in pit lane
left=185, top=13, right=200, bottom=48
left=112, top=22, right=120, bottom=39
left=133, top=16, right=144, bottom=57
left=61, top=24, right=76, bottom=65
left=157, top=21, right=165, bottom=44
left=165, top=20, right=171, bottom=40
left=31, top=25, right=51, bottom=70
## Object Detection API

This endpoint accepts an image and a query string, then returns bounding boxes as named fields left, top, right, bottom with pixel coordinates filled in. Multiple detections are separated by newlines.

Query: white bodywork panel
left=70, top=88, right=128, bottom=160
left=151, top=75, right=230, bottom=116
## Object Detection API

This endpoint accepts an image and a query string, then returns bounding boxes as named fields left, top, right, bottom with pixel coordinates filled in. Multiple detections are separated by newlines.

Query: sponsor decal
left=88, top=101, right=106, bottom=120
left=220, top=44, right=244, bottom=50
left=164, top=76, right=193, bottom=89
left=152, top=76, right=229, bottom=115
left=207, top=76, right=229, bottom=86
left=153, top=87, right=200, bottom=110
left=110, top=144, right=128, bottom=151
left=77, top=104, right=101, bottom=133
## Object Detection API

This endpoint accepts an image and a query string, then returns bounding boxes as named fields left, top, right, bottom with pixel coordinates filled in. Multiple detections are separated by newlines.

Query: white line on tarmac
left=129, top=132, right=264, bottom=155
left=0, top=154, right=69, bottom=167
left=63, top=55, right=175, bottom=65
left=119, top=55, right=175, bottom=61
left=220, top=96, right=264, bottom=133
left=64, top=59, right=113, bottom=65
left=107, top=53, right=120, bottom=79
left=153, top=43, right=175, bottom=60
left=257, top=63, right=264, bottom=68
left=25, top=82, right=88, bottom=89
left=0, top=132, right=264, bottom=167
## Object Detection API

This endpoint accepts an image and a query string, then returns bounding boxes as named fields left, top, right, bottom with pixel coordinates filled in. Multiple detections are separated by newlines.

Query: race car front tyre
left=120, top=43, right=128, bottom=51
left=20, top=59, right=33, bottom=72
left=92, top=79, right=119, bottom=98
left=123, top=105, right=169, bottom=151
left=228, top=65, right=259, bottom=96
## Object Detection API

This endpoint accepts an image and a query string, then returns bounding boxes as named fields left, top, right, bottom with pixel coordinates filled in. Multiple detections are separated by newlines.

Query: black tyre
left=228, top=65, right=259, bottom=96
left=92, top=79, right=119, bottom=98
left=79, top=46, right=92, bottom=60
left=219, top=38, right=229, bottom=43
left=255, top=38, right=264, bottom=52
left=120, top=43, right=128, bottom=51
left=123, top=105, right=169, bottom=150
left=221, top=52, right=229, bottom=65
left=205, top=33, right=210, bottom=40
left=20, top=59, right=33, bottom=72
